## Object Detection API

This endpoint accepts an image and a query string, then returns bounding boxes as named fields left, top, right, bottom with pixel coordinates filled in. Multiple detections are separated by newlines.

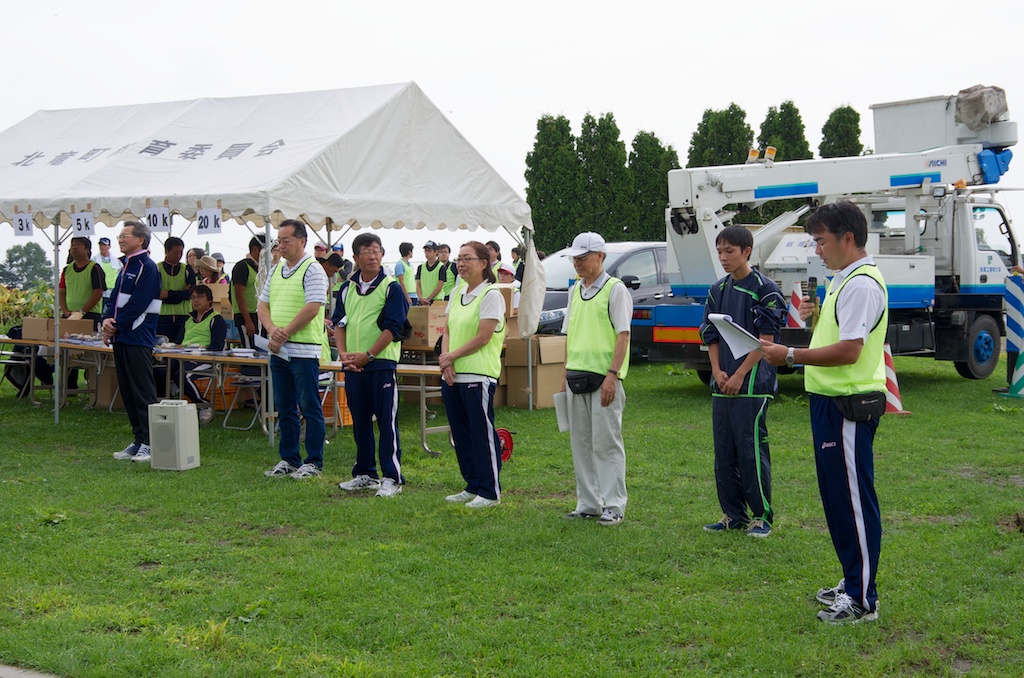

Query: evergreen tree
left=576, top=112, right=637, bottom=241
left=525, top=115, right=581, bottom=254
left=757, top=100, right=812, bottom=161
left=0, top=242, right=52, bottom=290
left=686, top=104, right=754, bottom=168
left=628, top=131, right=680, bottom=241
left=819, top=105, right=864, bottom=158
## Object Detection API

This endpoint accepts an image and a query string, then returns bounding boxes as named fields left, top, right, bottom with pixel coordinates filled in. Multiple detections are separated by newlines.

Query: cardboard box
left=504, top=335, right=566, bottom=367
left=493, top=384, right=506, bottom=407
left=494, top=284, right=518, bottom=318
left=405, top=304, right=446, bottom=348
left=22, top=317, right=95, bottom=340
left=504, top=335, right=566, bottom=409
left=92, top=369, right=124, bottom=409
left=503, top=316, right=520, bottom=341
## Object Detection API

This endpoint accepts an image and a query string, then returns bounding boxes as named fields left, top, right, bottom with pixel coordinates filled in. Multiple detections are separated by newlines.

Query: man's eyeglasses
left=455, top=256, right=483, bottom=263
left=573, top=252, right=597, bottom=263
left=356, top=248, right=384, bottom=257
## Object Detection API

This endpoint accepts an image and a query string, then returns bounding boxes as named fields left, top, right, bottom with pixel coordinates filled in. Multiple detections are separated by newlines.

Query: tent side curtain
left=0, top=82, right=532, bottom=234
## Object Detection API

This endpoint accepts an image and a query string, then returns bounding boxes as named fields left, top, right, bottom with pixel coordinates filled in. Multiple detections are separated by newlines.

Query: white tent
left=0, top=81, right=546, bottom=421
left=0, top=81, right=531, bottom=233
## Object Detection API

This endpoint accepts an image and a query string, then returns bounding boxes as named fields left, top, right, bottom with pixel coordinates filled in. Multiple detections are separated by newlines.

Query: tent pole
left=52, top=219, right=61, bottom=424
left=264, top=217, right=275, bottom=448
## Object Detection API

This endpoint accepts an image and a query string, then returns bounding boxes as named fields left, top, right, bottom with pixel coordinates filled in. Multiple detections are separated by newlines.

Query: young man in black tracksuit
left=699, top=225, right=787, bottom=538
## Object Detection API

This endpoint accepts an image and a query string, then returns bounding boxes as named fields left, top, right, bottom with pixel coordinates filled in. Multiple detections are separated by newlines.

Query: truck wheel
left=696, top=369, right=712, bottom=385
left=954, top=314, right=1000, bottom=380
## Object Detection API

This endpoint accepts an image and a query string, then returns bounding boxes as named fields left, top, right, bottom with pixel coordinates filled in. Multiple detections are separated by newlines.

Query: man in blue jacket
left=102, top=220, right=163, bottom=463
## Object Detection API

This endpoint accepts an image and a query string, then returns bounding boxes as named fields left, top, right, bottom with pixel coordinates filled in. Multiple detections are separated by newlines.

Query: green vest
left=97, top=259, right=119, bottom=289
left=64, top=261, right=100, bottom=314
left=419, top=260, right=444, bottom=300
left=449, top=284, right=506, bottom=379
left=182, top=310, right=216, bottom=347
left=804, top=265, right=888, bottom=396
left=344, top=276, right=402, bottom=363
left=565, top=276, right=629, bottom=380
left=159, top=263, right=191, bottom=315
left=268, top=257, right=325, bottom=345
left=441, top=262, right=457, bottom=299
left=231, top=258, right=259, bottom=316
left=399, top=260, right=416, bottom=295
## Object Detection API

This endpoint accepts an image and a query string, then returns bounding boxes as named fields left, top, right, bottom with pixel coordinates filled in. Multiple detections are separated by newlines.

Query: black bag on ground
left=833, top=391, right=886, bottom=421
left=566, top=370, right=605, bottom=394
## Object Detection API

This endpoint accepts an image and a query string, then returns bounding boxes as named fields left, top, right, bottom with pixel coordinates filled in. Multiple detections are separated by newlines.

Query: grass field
left=0, top=356, right=1022, bottom=677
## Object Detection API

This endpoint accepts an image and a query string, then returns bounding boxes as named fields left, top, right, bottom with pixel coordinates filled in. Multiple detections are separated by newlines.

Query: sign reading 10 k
left=196, top=207, right=222, bottom=235
left=145, top=207, right=171, bottom=233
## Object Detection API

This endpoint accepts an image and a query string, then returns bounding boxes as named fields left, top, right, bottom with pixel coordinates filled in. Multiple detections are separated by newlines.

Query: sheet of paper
left=254, top=334, right=289, bottom=361
left=708, top=313, right=763, bottom=359
left=553, top=391, right=570, bottom=433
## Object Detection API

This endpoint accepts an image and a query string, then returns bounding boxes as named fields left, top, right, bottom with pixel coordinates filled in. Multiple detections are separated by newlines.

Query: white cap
left=498, top=261, right=516, bottom=275
left=564, top=232, right=606, bottom=257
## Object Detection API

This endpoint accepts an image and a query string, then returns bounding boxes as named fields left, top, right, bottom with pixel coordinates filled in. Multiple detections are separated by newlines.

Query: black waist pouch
left=566, top=370, right=605, bottom=394
left=833, top=391, right=886, bottom=421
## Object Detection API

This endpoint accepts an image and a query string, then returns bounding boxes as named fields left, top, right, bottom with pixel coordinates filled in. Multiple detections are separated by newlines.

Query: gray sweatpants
left=567, top=380, right=627, bottom=515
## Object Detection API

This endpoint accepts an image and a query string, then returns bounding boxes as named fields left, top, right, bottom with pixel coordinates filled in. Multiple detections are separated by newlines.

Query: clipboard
left=708, top=313, right=762, bottom=358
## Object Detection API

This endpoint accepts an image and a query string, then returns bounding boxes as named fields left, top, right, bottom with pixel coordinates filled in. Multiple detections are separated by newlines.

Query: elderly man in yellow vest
left=560, top=232, right=633, bottom=527
left=257, top=219, right=331, bottom=480
left=333, top=232, right=410, bottom=498
left=91, top=236, right=121, bottom=305
left=762, top=201, right=887, bottom=625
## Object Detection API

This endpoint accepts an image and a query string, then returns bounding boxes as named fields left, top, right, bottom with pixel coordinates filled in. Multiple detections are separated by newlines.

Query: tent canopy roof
left=0, top=82, right=531, bottom=234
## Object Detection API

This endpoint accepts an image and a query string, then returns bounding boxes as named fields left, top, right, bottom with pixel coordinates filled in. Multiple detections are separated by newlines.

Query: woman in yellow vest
left=438, top=241, right=507, bottom=508
left=154, top=285, right=227, bottom=426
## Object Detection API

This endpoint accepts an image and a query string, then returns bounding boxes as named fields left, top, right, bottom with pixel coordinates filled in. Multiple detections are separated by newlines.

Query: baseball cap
left=564, top=232, right=606, bottom=257
left=325, top=253, right=344, bottom=268
left=98, top=237, right=111, bottom=245
left=498, top=261, right=516, bottom=275
left=211, top=252, right=225, bottom=262
left=314, top=242, right=328, bottom=251
left=332, top=243, right=344, bottom=252
left=423, top=240, right=438, bottom=250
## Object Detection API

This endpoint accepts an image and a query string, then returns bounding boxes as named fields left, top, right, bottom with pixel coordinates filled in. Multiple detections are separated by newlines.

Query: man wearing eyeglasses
left=332, top=233, right=410, bottom=497
left=257, top=220, right=330, bottom=480
left=559, top=232, right=633, bottom=527
left=102, top=221, right=163, bottom=464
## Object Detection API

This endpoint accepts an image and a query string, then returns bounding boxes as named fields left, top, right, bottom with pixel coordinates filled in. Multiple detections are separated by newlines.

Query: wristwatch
left=366, top=351, right=375, bottom=362
left=785, top=346, right=795, bottom=368
left=608, top=369, right=619, bottom=378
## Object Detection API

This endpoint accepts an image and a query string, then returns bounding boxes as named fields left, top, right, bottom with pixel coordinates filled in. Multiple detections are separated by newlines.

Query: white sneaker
left=113, top=443, right=139, bottom=460
left=130, top=445, right=152, bottom=463
left=465, top=496, right=500, bottom=509
left=339, top=474, right=381, bottom=491
left=264, top=460, right=299, bottom=477
left=290, top=463, right=322, bottom=479
left=598, top=508, right=623, bottom=526
left=375, top=478, right=402, bottom=497
left=198, top=407, right=214, bottom=426
left=445, top=490, right=477, bottom=503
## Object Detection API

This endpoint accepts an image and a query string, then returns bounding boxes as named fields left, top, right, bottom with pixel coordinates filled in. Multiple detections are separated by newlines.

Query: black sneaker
left=816, top=593, right=878, bottom=624
left=703, top=515, right=748, bottom=532
left=816, top=579, right=845, bottom=606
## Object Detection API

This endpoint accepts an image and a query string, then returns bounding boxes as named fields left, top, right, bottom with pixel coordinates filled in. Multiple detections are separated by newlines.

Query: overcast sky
left=2, top=0, right=1023, bottom=265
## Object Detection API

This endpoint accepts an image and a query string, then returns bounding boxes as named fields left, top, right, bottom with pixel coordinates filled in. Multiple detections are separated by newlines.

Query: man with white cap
left=559, top=232, right=633, bottom=526
left=92, top=236, right=122, bottom=304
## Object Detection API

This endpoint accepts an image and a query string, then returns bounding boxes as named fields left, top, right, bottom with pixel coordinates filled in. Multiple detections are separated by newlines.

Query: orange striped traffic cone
left=883, top=343, right=910, bottom=415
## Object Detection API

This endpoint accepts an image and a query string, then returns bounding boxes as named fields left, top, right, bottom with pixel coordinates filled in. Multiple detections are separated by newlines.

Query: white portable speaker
left=148, top=400, right=201, bottom=471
